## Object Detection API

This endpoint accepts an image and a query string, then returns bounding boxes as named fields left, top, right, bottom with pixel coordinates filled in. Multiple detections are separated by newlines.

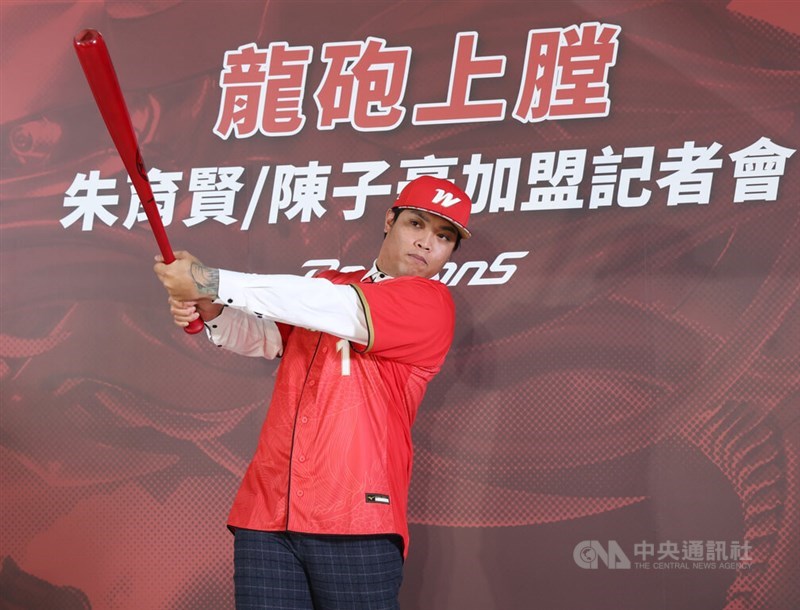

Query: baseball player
left=154, top=175, right=472, bottom=610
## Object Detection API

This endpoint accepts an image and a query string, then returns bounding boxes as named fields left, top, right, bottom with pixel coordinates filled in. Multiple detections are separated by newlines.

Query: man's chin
left=396, top=267, right=429, bottom=279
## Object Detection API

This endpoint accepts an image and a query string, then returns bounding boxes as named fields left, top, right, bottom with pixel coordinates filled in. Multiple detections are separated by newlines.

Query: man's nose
left=415, top=231, right=433, bottom=250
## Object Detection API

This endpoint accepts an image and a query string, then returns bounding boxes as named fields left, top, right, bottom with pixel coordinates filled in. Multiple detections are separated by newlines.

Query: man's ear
left=384, top=208, right=396, bottom=233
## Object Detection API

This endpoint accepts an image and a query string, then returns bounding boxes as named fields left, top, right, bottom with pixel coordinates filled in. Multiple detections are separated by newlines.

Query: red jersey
left=226, top=269, right=455, bottom=556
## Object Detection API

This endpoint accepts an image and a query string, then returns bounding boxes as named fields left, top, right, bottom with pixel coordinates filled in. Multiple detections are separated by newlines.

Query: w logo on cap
left=432, top=188, right=461, bottom=208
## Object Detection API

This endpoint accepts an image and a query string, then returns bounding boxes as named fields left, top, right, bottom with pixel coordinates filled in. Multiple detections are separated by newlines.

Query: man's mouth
left=408, top=253, right=427, bottom=266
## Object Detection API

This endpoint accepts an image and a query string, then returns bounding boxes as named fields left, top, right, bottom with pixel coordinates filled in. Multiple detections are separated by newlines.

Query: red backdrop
left=1, top=1, right=798, bottom=609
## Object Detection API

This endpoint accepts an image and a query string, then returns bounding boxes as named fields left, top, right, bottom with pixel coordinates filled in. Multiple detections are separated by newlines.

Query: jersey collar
left=362, top=261, right=393, bottom=283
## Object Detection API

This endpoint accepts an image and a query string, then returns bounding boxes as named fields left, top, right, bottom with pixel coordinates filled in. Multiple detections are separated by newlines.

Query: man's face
left=376, top=208, right=458, bottom=279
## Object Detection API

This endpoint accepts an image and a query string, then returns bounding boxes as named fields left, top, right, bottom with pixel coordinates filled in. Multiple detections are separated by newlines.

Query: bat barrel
left=73, top=29, right=204, bottom=334
left=73, top=29, right=174, bottom=263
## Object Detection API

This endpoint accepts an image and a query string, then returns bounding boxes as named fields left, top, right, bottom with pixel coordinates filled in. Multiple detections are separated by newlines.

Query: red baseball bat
left=73, top=29, right=204, bottom=335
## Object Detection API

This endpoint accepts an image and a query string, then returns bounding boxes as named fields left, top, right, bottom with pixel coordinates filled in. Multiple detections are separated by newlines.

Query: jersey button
left=298, top=455, right=306, bottom=462
left=297, top=490, right=304, bottom=497
left=301, top=416, right=309, bottom=424
left=308, top=379, right=316, bottom=387
left=321, top=347, right=328, bottom=354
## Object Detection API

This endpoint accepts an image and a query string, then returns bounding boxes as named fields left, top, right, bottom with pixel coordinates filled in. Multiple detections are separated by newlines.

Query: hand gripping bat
left=73, top=29, right=204, bottom=334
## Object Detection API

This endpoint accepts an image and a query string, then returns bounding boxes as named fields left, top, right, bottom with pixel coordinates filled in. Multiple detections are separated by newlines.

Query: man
left=154, top=175, right=471, bottom=610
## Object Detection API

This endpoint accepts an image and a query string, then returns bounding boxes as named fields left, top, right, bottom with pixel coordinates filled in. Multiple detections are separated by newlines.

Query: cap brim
left=394, top=206, right=471, bottom=239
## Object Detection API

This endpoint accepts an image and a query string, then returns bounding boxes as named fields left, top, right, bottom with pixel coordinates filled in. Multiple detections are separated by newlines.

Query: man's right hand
left=167, top=296, right=223, bottom=328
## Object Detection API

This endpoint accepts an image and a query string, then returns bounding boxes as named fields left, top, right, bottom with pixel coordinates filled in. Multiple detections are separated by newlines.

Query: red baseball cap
left=393, top=176, right=472, bottom=239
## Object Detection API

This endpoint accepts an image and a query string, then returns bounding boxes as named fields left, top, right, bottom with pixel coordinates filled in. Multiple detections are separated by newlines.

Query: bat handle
left=148, top=229, right=203, bottom=335
left=160, top=250, right=205, bottom=335
left=156, top=246, right=204, bottom=334
left=185, top=316, right=205, bottom=335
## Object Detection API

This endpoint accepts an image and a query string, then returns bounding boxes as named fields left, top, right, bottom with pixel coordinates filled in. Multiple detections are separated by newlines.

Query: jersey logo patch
left=366, top=493, right=390, bottom=505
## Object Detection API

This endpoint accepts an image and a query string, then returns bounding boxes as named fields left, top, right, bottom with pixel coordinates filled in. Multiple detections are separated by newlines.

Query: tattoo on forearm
left=190, top=263, right=220, bottom=298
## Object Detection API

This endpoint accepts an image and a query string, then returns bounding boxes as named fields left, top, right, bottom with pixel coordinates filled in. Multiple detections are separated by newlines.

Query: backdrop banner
left=1, top=2, right=798, bottom=609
